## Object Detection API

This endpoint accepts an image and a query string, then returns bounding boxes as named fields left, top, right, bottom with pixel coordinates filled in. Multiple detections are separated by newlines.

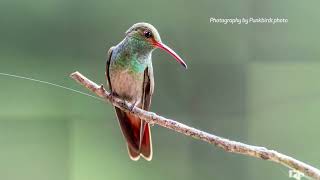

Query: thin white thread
left=0, top=72, right=103, bottom=101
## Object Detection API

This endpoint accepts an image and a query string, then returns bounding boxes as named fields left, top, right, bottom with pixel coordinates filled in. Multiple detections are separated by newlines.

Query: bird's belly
left=110, top=68, right=144, bottom=103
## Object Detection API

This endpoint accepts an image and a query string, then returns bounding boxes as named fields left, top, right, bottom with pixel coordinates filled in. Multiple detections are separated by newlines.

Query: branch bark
left=70, top=71, right=320, bottom=180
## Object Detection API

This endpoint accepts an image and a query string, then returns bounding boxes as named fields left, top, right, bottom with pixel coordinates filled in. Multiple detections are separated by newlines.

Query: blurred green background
left=0, top=0, right=319, bottom=179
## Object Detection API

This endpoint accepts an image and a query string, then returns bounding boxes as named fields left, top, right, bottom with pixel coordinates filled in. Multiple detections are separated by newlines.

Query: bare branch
left=70, top=71, right=320, bottom=180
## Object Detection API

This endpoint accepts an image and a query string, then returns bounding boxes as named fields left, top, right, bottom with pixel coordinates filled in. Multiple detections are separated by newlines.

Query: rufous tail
left=115, top=107, right=152, bottom=161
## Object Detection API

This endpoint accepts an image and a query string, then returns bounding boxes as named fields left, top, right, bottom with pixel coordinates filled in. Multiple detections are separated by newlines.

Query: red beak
left=153, top=41, right=187, bottom=69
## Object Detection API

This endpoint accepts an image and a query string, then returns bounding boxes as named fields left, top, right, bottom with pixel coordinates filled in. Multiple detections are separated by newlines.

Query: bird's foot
left=128, top=101, right=139, bottom=111
left=109, top=91, right=119, bottom=98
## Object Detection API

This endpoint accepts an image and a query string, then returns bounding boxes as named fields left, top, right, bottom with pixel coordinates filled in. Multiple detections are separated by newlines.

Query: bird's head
left=125, top=22, right=187, bottom=69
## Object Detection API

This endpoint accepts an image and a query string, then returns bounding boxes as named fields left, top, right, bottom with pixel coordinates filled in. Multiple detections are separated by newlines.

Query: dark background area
left=0, top=0, right=319, bottom=179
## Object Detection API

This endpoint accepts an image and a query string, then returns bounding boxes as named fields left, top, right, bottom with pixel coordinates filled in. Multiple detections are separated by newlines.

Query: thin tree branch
left=70, top=71, right=320, bottom=180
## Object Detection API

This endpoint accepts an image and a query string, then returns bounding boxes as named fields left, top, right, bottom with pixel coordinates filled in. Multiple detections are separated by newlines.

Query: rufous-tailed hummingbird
left=106, top=22, right=187, bottom=161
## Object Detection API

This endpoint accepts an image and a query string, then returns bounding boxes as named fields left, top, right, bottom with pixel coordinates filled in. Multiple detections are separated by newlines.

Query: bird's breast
left=110, top=67, right=144, bottom=103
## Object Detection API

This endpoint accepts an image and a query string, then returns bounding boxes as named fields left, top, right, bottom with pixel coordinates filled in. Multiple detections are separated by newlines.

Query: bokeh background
left=0, top=0, right=319, bottom=179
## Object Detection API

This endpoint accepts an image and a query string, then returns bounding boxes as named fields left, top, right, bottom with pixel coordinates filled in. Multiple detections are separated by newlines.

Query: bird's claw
left=128, top=101, right=138, bottom=111
left=109, top=91, right=119, bottom=98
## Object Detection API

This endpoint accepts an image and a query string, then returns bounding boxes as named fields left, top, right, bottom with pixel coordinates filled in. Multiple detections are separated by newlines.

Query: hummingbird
left=106, top=22, right=187, bottom=161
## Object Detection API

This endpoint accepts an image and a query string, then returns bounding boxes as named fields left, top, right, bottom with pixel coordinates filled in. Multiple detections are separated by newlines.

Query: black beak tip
left=182, top=63, right=188, bottom=69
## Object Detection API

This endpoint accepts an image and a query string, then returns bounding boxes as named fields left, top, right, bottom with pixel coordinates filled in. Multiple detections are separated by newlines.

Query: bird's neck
left=114, top=37, right=153, bottom=73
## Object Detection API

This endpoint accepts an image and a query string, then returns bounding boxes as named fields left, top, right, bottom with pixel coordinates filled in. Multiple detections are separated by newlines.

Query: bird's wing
left=106, top=46, right=114, bottom=90
left=142, top=64, right=154, bottom=110
left=139, top=64, right=154, bottom=160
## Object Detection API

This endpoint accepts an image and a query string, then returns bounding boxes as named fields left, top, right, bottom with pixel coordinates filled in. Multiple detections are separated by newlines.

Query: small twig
left=70, top=71, right=320, bottom=180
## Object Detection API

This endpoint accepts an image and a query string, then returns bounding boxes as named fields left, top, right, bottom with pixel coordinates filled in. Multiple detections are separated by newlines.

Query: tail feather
left=127, top=144, right=140, bottom=161
left=115, top=107, right=140, bottom=152
left=115, top=107, right=153, bottom=161
left=140, top=123, right=152, bottom=161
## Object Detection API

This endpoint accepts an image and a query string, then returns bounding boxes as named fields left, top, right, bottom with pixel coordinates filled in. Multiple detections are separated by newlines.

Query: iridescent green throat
left=111, top=37, right=153, bottom=73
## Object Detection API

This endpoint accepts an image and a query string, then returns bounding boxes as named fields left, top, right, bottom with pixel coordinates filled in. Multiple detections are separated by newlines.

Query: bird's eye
left=144, top=31, right=152, bottom=38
